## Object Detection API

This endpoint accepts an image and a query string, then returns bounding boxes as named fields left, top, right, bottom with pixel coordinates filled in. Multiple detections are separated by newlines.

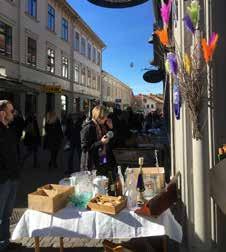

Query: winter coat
left=0, top=122, right=19, bottom=183
left=23, top=116, right=41, bottom=147
left=80, top=120, right=116, bottom=176
left=44, top=119, right=63, bottom=151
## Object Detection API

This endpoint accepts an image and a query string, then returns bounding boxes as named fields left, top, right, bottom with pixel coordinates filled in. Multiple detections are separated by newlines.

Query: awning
left=0, top=79, right=39, bottom=94
left=88, top=0, right=149, bottom=8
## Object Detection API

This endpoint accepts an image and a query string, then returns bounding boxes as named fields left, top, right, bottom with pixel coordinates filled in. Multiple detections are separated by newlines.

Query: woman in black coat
left=80, top=105, right=116, bottom=178
left=44, top=111, right=63, bottom=169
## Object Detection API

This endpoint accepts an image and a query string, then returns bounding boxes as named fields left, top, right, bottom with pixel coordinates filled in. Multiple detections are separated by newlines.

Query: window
left=81, top=66, right=86, bottom=85
left=74, top=32, right=80, bottom=51
left=47, top=4, right=55, bottom=32
left=0, top=21, right=12, bottom=58
left=97, top=51, right=101, bottom=65
left=61, top=95, right=67, bottom=112
left=61, top=18, right=68, bottom=41
left=27, top=0, right=37, bottom=18
left=47, top=48, right=55, bottom=73
left=74, top=64, right=79, bottom=83
left=92, top=73, right=96, bottom=89
left=27, top=37, right=36, bottom=66
left=87, top=69, right=91, bottom=87
left=62, top=56, right=68, bottom=78
left=81, top=37, right=86, bottom=56
left=92, top=46, right=96, bottom=63
left=88, top=43, right=91, bottom=60
left=107, top=86, right=110, bottom=96
left=97, top=76, right=101, bottom=91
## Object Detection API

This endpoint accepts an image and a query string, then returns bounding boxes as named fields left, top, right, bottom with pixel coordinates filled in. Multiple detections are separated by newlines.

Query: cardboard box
left=28, top=184, right=74, bottom=213
left=130, top=167, right=165, bottom=199
left=87, top=195, right=127, bottom=215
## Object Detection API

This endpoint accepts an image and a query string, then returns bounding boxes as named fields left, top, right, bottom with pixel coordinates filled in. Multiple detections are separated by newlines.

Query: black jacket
left=0, top=122, right=19, bottom=183
left=80, top=120, right=116, bottom=175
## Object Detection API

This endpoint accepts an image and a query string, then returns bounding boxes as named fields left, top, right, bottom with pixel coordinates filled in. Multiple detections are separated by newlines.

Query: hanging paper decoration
left=165, top=59, right=170, bottom=73
left=155, top=27, right=169, bottom=46
left=160, top=0, right=172, bottom=26
left=183, top=15, right=195, bottom=34
left=201, top=32, right=219, bottom=63
left=173, top=84, right=181, bottom=120
left=183, top=53, right=191, bottom=74
left=167, top=53, right=178, bottom=76
left=187, top=0, right=200, bottom=28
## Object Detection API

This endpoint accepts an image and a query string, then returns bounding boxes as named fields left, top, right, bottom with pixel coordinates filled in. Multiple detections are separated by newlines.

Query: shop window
left=25, top=94, right=37, bottom=117
left=47, top=48, right=55, bottom=73
left=27, top=0, right=37, bottom=18
left=62, top=56, right=68, bottom=78
left=83, top=99, right=89, bottom=112
left=0, top=20, right=12, bottom=58
left=74, top=32, right=80, bottom=51
left=61, top=18, right=68, bottom=41
left=46, top=93, right=55, bottom=113
left=27, top=37, right=36, bottom=66
left=47, top=4, right=55, bottom=32
left=81, top=37, right=86, bottom=56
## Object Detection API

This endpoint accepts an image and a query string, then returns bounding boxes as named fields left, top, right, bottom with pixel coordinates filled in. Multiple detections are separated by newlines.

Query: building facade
left=132, top=93, right=163, bottom=115
left=101, top=70, right=133, bottom=110
left=0, top=0, right=105, bottom=128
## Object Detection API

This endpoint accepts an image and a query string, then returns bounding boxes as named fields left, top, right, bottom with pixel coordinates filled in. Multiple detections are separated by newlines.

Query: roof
left=63, top=0, right=106, bottom=48
left=134, top=93, right=163, bottom=104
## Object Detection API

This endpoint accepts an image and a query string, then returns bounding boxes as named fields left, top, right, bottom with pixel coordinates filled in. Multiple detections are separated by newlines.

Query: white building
left=0, top=0, right=105, bottom=127
left=102, top=70, right=133, bottom=110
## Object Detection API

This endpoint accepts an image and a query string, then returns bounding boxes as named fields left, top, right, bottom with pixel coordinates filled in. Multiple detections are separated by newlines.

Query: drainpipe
left=18, top=0, right=21, bottom=82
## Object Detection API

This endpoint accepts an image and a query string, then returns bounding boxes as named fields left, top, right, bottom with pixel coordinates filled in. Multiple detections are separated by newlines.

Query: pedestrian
left=10, top=109, right=25, bottom=162
left=80, top=105, right=116, bottom=178
left=64, top=113, right=84, bottom=176
left=0, top=100, right=21, bottom=251
left=44, top=111, right=63, bottom=170
left=22, top=113, right=41, bottom=168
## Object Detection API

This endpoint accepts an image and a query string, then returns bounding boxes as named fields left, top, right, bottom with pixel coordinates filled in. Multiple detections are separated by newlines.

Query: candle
left=138, top=157, right=144, bottom=166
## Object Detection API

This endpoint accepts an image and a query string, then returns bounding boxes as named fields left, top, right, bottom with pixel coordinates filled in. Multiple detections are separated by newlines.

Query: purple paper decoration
left=160, top=0, right=172, bottom=25
left=174, top=84, right=181, bottom=120
left=183, top=15, right=195, bottom=34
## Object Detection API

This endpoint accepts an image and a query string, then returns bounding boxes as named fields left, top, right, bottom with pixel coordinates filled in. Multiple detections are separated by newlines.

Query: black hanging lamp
left=88, top=0, right=149, bottom=8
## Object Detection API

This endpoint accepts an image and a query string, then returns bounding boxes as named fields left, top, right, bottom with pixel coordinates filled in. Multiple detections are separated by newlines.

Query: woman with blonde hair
left=44, top=111, right=63, bottom=169
left=80, top=105, right=116, bottom=177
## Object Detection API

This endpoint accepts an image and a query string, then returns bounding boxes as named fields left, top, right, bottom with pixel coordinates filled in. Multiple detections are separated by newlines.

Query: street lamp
left=87, top=0, right=149, bottom=8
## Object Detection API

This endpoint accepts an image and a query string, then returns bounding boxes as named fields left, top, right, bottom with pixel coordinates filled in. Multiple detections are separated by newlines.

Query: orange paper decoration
left=155, top=27, right=169, bottom=46
left=201, top=33, right=219, bottom=63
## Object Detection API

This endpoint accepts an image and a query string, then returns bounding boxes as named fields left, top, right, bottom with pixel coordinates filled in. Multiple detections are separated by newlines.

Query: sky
left=67, top=0, right=163, bottom=95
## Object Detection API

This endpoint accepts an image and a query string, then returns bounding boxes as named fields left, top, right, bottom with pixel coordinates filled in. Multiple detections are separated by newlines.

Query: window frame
left=87, top=42, right=91, bottom=60
left=61, top=17, right=68, bottom=41
left=0, top=20, right=12, bottom=58
left=27, top=0, right=37, bottom=18
left=62, top=56, right=69, bottom=79
left=74, top=63, right=79, bottom=83
left=74, top=31, right=80, bottom=51
left=47, top=4, right=55, bottom=32
left=81, top=37, right=86, bottom=56
left=47, top=47, right=55, bottom=73
left=27, top=37, right=37, bottom=66
left=92, top=46, right=96, bottom=63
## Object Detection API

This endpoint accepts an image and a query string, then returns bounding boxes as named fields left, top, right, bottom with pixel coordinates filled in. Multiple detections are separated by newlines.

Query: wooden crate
left=28, top=184, right=74, bottom=213
left=87, top=195, right=127, bottom=215
left=130, top=167, right=165, bottom=199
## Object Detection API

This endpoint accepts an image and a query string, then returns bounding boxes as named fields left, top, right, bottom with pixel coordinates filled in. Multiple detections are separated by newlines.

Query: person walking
left=80, top=105, right=116, bottom=178
left=44, top=111, right=63, bottom=170
left=64, top=113, right=84, bottom=176
left=22, top=114, right=41, bottom=168
left=0, top=100, right=21, bottom=251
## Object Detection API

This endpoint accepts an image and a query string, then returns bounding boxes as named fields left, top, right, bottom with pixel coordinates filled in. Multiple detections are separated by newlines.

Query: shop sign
left=115, top=98, right=121, bottom=103
left=41, top=85, right=62, bottom=93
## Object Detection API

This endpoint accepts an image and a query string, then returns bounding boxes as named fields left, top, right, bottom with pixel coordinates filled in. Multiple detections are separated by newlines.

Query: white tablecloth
left=12, top=206, right=182, bottom=243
